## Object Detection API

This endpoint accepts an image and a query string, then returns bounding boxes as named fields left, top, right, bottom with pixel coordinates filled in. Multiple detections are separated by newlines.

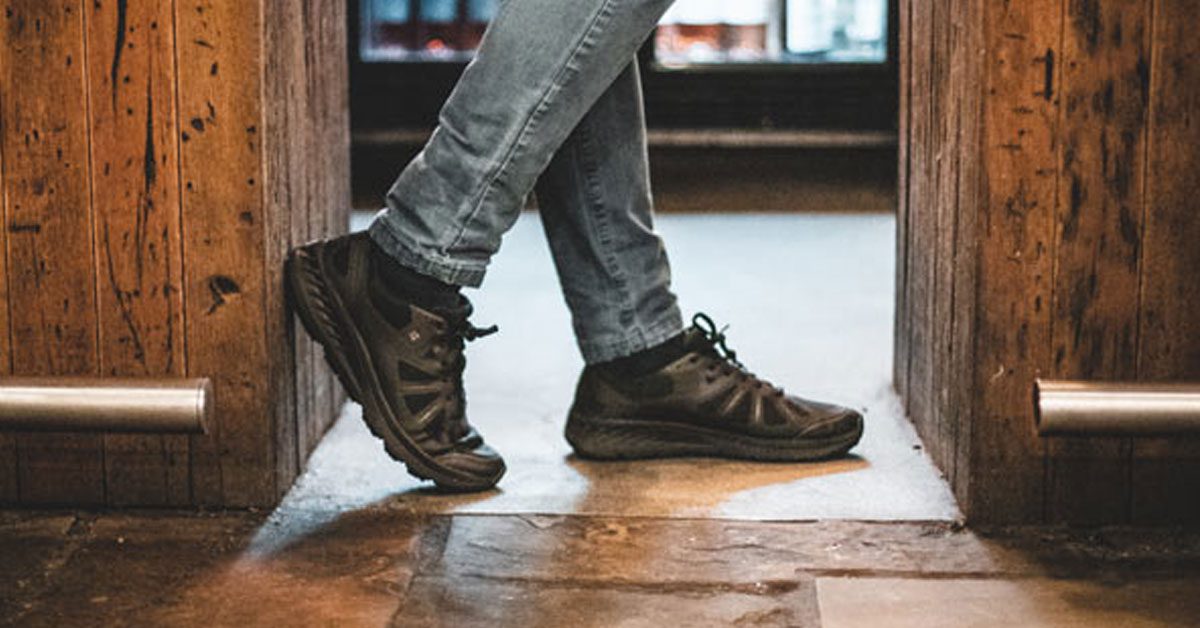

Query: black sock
left=595, top=332, right=690, bottom=379
left=369, top=238, right=464, bottom=316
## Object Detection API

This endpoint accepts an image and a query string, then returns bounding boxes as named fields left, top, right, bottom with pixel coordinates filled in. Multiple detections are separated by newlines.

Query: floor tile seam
left=435, top=512, right=964, bottom=527
left=400, top=572, right=813, bottom=597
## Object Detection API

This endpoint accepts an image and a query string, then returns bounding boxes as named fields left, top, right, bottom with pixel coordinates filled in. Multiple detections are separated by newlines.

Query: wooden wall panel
left=902, top=0, right=935, bottom=454
left=967, top=0, right=1061, bottom=523
left=930, top=0, right=960, bottom=482
left=900, top=0, right=1200, bottom=523
left=0, top=51, right=12, bottom=502
left=1045, top=0, right=1151, bottom=524
left=304, top=0, right=344, bottom=461
left=323, top=0, right=352, bottom=433
left=0, top=0, right=348, bottom=508
left=175, top=0, right=273, bottom=507
left=946, top=0, right=983, bottom=506
left=85, top=0, right=190, bottom=506
left=1132, top=0, right=1200, bottom=524
left=892, top=0, right=911, bottom=401
left=260, top=0, right=351, bottom=500
left=2, top=0, right=106, bottom=505
left=294, top=0, right=319, bottom=472
left=897, top=0, right=985, bottom=510
left=264, top=0, right=308, bottom=495
left=325, top=0, right=352, bottom=434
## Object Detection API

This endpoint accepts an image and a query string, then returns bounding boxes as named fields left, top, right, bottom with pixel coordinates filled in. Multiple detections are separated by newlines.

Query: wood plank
left=323, top=0, right=351, bottom=429
left=902, top=0, right=935, bottom=453
left=85, top=0, right=190, bottom=507
left=175, top=0, right=273, bottom=506
left=263, top=0, right=306, bottom=496
left=324, top=0, right=352, bottom=426
left=0, top=48, right=12, bottom=502
left=970, top=0, right=1061, bottom=523
left=931, top=0, right=959, bottom=476
left=893, top=0, right=912, bottom=401
left=1132, top=0, right=1200, bottom=524
left=297, top=0, right=320, bottom=465
left=949, top=0, right=985, bottom=508
left=2, top=0, right=106, bottom=505
left=1045, top=0, right=1150, bottom=524
left=306, top=0, right=335, bottom=457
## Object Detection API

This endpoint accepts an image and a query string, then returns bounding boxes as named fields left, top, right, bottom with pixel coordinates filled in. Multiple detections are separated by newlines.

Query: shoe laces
left=692, top=313, right=784, bottom=397
left=434, top=318, right=497, bottom=379
left=693, top=313, right=744, bottom=369
left=430, top=318, right=497, bottom=443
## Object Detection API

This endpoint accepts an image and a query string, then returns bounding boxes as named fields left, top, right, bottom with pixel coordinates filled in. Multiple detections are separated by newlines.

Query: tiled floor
left=5, top=511, right=1200, bottom=626
left=5, top=214, right=1200, bottom=627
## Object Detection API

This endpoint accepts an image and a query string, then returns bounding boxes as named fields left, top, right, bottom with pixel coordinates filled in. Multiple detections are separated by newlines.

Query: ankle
left=594, top=333, right=689, bottom=380
left=368, top=238, right=464, bottom=316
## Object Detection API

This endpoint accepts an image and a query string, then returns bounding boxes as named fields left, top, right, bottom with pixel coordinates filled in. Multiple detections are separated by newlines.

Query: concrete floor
left=5, top=214, right=1200, bottom=627
left=323, top=211, right=958, bottom=521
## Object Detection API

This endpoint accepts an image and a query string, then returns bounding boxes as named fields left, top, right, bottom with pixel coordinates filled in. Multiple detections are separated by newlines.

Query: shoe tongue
left=682, top=327, right=713, bottom=352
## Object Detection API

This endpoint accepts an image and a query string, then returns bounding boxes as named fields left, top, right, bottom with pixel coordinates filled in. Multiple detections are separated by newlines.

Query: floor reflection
left=564, top=453, right=871, bottom=517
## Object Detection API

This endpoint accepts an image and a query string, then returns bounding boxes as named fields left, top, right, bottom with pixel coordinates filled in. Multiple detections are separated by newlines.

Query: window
left=359, top=0, right=888, bottom=66
left=656, top=0, right=888, bottom=66
left=349, top=0, right=897, bottom=132
left=361, top=0, right=499, bottom=62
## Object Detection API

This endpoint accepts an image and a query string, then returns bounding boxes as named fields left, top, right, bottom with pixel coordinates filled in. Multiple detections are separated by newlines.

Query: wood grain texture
left=324, top=0, right=352, bottom=427
left=263, top=0, right=307, bottom=496
left=85, top=0, right=190, bottom=507
left=1045, top=0, right=1151, bottom=524
left=175, top=0, right=273, bottom=507
left=968, top=0, right=1062, bottom=523
left=0, top=0, right=348, bottom=508
left=1131, top=0, right=1200, bottom=524
left=930, top=0, right=958, bottom=480
left=947, top=0, right=983, bottom=507
left=902, top=0, right=934, bottom=459
left=2, top=0, right=106, bottom=505
left=892, top=0, right=911, bottom=402
left=301, top=0, right=325, bottom=465
left=261, top=0, right=351, bottom=499
left=0, top=40, right=12, bottom=502
left=306, top=0, right=342, bottom=462
left=897, top=0, right=986, bottom=509
left=898, top=0, right=1199, bottom=524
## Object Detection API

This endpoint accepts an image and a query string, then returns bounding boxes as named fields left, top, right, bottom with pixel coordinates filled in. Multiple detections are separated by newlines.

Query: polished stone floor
left=5, top=214, right=1200, bottom=626
left=4, top=510, right=1200, bottom=626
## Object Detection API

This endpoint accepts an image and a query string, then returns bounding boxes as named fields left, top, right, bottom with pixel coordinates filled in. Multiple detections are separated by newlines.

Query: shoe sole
left=564, top=412, right=863, bottom=462
left=286, top=242, right=504, bottom=492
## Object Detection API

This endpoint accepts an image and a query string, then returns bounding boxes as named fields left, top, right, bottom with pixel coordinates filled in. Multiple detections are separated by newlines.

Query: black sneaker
left=286, top=232, right=505, bottom=491
left=565, top=313, right=863, bottom=461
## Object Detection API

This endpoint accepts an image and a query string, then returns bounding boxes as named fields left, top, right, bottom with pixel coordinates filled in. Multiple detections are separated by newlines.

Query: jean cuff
left=577, top=311, right=686, bottom=365
left=368, top=214, right=487, bottom=288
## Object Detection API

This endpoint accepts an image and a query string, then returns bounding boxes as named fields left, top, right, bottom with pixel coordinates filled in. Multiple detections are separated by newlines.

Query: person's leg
left=289, top=0, right=676, bottom=492
left=370, top=0, right=677, bottom=289
left=533, top=59, right=684, bottom=364
left=534, top=59, right=864, bottom=463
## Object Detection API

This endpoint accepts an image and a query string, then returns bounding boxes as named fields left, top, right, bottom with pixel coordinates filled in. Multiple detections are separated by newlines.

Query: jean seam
left=573, top=110, right=639, bottom=328
left=445, top=0, right=617, bottom=252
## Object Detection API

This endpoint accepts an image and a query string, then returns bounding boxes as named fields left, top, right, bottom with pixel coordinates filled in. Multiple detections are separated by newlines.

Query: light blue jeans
left=369, top=0, right=683, bottom=364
